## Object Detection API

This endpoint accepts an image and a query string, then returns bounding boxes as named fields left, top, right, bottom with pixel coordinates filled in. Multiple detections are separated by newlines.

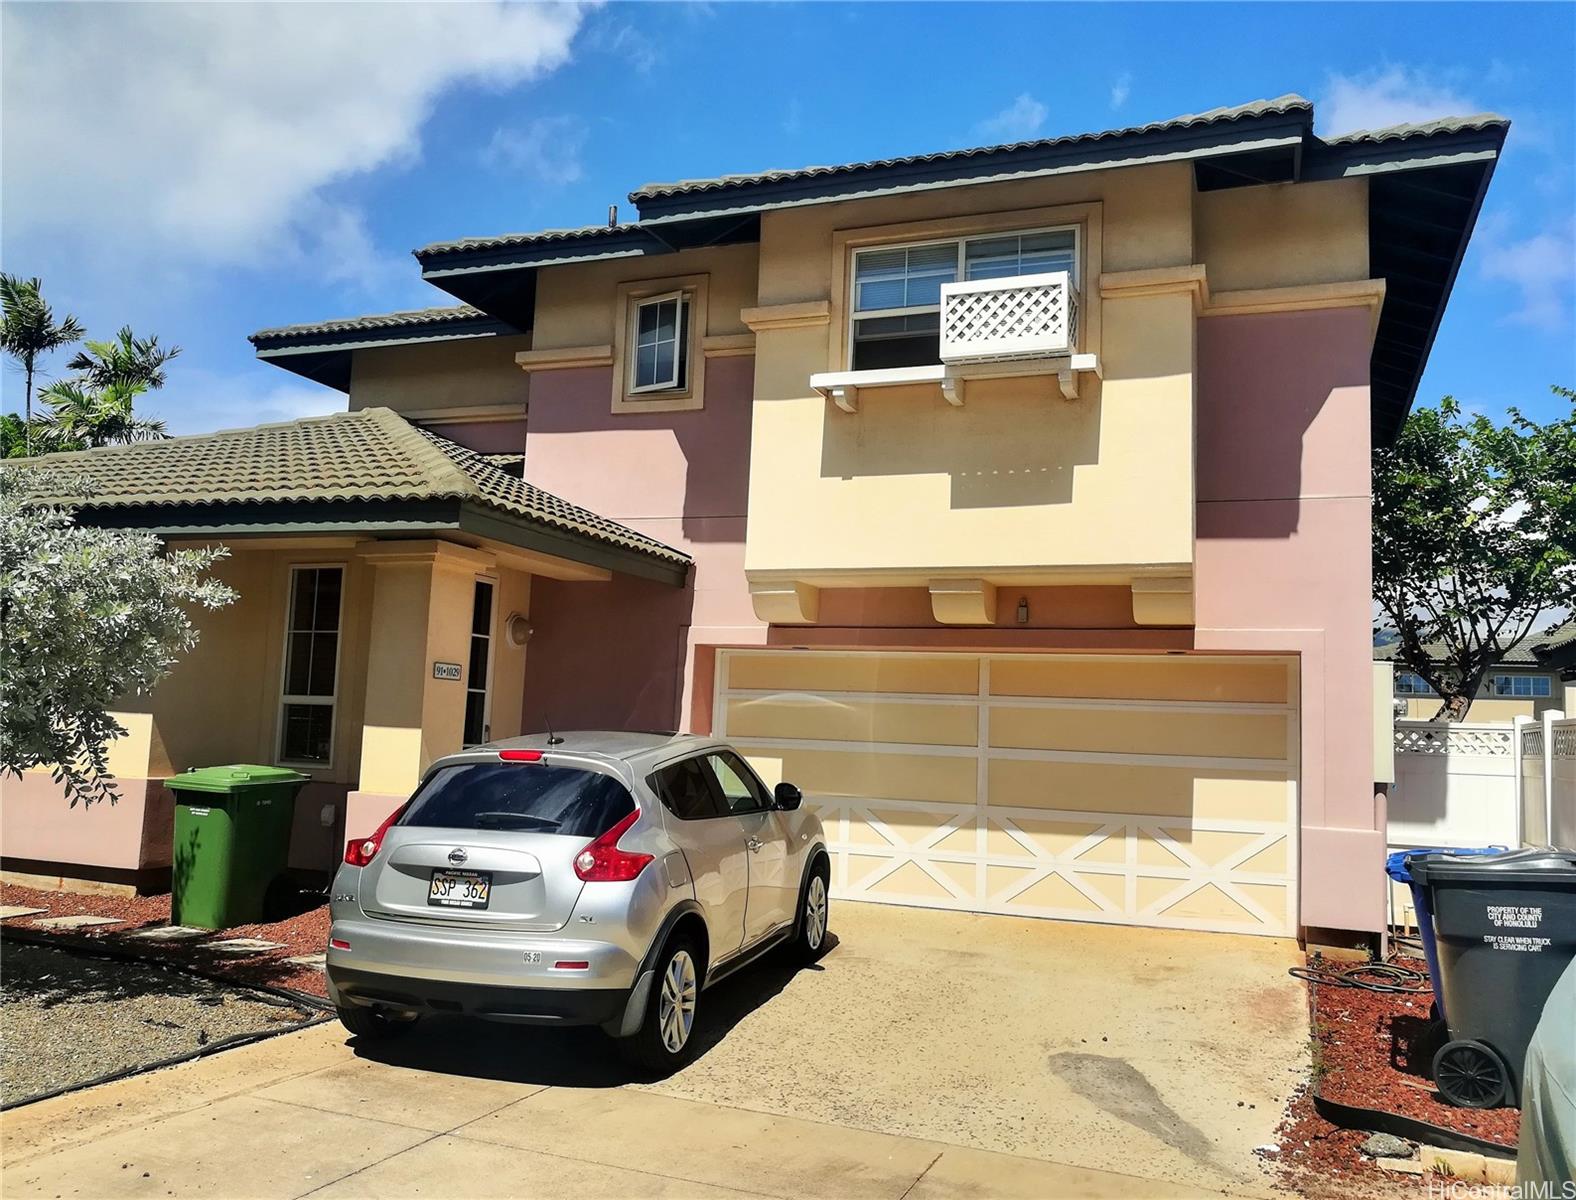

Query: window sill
left=809, top=353, right=1099, bottom=413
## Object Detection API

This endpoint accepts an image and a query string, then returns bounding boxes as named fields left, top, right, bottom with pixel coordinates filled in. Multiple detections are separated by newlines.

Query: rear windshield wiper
left=472, top=811, right=561, bottom=831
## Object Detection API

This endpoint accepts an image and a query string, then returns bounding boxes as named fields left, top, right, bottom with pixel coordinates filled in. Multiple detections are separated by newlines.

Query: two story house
left=8, top=95, right=1506, bottom=948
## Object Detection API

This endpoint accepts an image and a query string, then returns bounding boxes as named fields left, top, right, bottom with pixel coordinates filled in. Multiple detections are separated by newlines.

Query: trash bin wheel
left=1432, top=1038, right=1509, bottom=1108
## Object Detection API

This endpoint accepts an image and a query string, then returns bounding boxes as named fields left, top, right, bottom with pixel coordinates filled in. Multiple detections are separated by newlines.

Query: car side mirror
left=773, top=782, right=803, bottom=811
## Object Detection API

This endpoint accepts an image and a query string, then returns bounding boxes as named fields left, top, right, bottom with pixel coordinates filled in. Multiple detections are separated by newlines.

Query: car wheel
left=337, top=1003, right=418, bottom=1041
left=792, top=864, right=830, bottom=964
left=624, top=936, right=701, bottom=1075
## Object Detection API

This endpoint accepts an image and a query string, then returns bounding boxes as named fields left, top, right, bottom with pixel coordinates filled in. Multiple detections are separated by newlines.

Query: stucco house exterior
left=7, top=95, right=1507, bottom=948
left=1379, top=623, right=1576, bottom=722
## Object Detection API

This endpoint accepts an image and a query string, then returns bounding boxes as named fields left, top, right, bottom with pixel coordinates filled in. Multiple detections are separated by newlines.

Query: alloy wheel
left=805, top=875, right=828, bottom=950
left=658, top=949, right=698, bottom=1053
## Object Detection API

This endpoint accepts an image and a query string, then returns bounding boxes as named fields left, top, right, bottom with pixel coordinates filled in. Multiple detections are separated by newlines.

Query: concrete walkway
left=2, top=903, right=1304, bottom=1198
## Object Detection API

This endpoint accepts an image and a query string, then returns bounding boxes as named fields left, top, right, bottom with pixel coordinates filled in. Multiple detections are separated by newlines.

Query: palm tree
left=67, top=326, right=181, bottom=392
left=38, top=380, right=169, bottom=450
left=0, top=275, right=85, bottom=454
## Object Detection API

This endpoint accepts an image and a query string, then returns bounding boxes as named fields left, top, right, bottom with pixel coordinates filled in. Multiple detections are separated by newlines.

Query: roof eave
left=250, top=314, right=522, bottom=391
left=72, top=497, right=691, bottom=587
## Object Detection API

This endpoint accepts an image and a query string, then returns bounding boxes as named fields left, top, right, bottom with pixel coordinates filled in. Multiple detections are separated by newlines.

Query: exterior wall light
left=506, top=614, right=534, bottom=647
left=1016, top=598, right=1029, bottom=625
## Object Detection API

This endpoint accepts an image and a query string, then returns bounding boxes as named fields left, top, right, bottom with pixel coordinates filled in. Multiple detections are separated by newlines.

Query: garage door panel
left=734, top=745, right=977, bottom=804
left=725, top=653, right=979, bottom=696
left=725, top=696, right=977, bottom=747
left=718, top=650, right=1297, bottom=937
left=989, top=656, right=1291, bottom=704
left=989, top=706, right=1289, bottom=761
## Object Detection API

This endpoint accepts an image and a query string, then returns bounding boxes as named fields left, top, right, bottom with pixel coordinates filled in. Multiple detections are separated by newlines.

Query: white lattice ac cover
left=939, top=271, right=1079, bottom=364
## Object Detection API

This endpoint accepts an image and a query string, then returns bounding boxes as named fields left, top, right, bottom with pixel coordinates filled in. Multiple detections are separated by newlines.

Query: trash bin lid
left=1391, top=846, right=1511, bottom=883
left=165, top=764, right=308, bottom=794
left=1410, top=847, right=1576, bottom=886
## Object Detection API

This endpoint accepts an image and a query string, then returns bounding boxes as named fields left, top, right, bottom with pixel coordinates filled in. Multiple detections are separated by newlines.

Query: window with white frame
left=629, top=290, right=691, bottom=393
left=849, top=227, right=1077, bottom=370
left=1491, top=673, right=1551, bottom=698
left=279, top=566, right=343, bottom=766
left=463, top=579, right=495, bottom=746
left=1395, top=671, right=1436, bottom=696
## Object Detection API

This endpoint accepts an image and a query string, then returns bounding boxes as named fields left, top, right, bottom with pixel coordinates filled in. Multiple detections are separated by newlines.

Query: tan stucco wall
left=745, top=163, right=1200, bottom=583
left=111, top=543, right=374, bottom=786
left=348, top=335, right=532, bottom=413
left=1194, top=179, right=1368, bottom=293
left=531, top=242, right=757, bottom=348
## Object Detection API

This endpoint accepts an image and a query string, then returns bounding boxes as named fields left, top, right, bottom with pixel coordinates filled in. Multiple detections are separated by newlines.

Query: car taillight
left=498, top=749, right=543, bottom=762
left=344, top=803, right=407, bottom=867
left=573, top=808, right=652, bottom=882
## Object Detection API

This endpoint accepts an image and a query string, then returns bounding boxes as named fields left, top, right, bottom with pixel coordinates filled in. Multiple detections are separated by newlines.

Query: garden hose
left=1288, top=958, right=1432, bottom=994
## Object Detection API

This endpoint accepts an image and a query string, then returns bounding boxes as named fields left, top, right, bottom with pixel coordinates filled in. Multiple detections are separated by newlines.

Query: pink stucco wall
left=1194, top=306, right=1383, bottom=935
left=2, top=774, right=172, bottom=886
left=521, top=357, right=765, bottom=733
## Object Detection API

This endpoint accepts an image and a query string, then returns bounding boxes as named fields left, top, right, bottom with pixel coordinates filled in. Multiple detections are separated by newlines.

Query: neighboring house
left=8, top=95, right=1507, bottom=949
left=1379, top=624, right=1575, bottom=722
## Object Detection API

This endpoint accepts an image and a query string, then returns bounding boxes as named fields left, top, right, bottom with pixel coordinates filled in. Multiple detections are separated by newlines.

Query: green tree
left=0, top=275, right=84, bottom=455
left=1373, top=389, right=1576, bottom=720
left=67, top=326, right=180, bottom=393
left=38, top=381, right=169, bottom=450
left=0, top=467, right=235, bottom=807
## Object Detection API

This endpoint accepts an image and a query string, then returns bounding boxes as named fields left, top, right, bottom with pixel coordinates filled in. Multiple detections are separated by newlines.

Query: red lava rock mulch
left=1272, top=1084, right=1422, bottom=1200
left=1312, top=954, right=1519, bottom=1148
left=0, top=881, right=331, bottom=998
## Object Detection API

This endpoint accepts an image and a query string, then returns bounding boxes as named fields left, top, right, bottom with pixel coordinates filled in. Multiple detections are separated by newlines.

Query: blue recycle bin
left=1388, top=846, right=1507, bottom=1024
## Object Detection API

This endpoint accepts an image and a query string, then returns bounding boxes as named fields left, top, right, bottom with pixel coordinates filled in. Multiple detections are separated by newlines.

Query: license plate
left=428, top=869, right=491, bottom=909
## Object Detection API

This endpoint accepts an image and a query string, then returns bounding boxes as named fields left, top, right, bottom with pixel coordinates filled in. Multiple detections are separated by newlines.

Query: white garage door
left=715, top=649, right=1298, bottom=937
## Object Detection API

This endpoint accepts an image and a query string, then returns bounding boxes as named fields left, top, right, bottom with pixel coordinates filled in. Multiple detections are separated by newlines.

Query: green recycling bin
left=166, top=765, right=307, bottom=929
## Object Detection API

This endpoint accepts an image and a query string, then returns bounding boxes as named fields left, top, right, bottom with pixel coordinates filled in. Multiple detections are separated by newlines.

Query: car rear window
left=399, top=762, right=635, bottom=838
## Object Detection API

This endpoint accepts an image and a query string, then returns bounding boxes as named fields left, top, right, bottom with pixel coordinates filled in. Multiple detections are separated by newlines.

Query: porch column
left=345, top=540, right=495, bottom=839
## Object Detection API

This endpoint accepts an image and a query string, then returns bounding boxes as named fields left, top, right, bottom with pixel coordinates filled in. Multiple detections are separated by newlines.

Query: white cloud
left=1478, top=214, right=1576, bottom=334
left=975, top=94, right=1048, bottom=144
left=2, top=3, right=586, bottom=279
left=483, top=116, right=588, bottom=186
left=1317, top=66, right=1478, bottom=137
left=1110, top=72, right=1132, bottom=111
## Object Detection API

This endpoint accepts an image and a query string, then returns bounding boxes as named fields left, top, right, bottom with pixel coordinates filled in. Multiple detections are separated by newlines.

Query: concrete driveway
left=2, top=902, right=1306, bottom=1198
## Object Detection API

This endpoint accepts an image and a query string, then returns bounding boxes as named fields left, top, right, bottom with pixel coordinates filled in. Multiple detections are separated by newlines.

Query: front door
left=703, top=750, right=793, bottom=941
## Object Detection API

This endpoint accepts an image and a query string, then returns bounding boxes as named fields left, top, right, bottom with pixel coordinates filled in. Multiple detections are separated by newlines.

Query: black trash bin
left=1408, top=848, right=1576, bottom=1109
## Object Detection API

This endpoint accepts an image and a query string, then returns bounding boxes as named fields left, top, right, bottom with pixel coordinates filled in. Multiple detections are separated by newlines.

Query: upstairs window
left=1491, top=674, right=1551, bottom=698
left=629, top=290, right=690, bottom=393
left=850, top=227, right=1077, bottom=370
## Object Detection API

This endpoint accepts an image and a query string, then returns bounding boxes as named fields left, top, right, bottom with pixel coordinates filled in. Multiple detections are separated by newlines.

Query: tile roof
left=25, top=407, right=689, bottom=569
left=1324, top=112, right=1509, bottom=145
left=248, top=305, right=489, bottom=346
left=1376, top=622, right=1573, bottom=668
left=628, top=95, right=1314, bottom=201
left=415, top=223, right=648, bottom=260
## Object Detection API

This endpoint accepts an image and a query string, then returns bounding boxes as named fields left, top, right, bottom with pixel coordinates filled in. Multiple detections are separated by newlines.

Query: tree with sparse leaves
left=1373, top=389, right=1576, bottom=720
left=0, top=467, right=235, bottom=806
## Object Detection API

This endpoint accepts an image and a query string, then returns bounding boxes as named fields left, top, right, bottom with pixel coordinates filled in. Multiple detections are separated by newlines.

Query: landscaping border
left=0, top=927, right=334, bottom=1112
left=1311, top=1092, right=1516, bottom=1160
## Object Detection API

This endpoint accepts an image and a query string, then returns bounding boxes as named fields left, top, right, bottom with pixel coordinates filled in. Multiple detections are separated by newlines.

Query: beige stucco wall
left=1194, top=178, right=1368, bottom=293
left=745, top=162, right=1200, bottom=584
left=109, top=542, right=374, bottom=786
left=348, top=335, right=532, bottom=413
left=531, top=242, right=757, bottom=348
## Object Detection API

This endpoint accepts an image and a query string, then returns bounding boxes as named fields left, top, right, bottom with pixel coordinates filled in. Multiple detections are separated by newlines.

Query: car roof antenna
left=544, top=715, right=564, bottom=747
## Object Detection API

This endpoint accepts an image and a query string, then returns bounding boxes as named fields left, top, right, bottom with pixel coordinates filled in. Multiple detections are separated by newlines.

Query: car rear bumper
left=328, top=964, right=629, bottom=1026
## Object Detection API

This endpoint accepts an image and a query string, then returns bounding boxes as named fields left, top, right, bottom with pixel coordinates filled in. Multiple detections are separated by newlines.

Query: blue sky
left=3, top=2, right=1572, bottom=434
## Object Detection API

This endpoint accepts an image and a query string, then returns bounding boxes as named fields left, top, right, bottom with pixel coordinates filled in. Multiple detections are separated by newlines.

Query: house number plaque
left=432, top=661, right=462, bottom=680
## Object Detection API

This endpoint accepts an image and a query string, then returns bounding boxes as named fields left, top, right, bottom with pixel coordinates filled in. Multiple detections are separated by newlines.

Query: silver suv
left=325, top=732, right=830, bottom=1071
